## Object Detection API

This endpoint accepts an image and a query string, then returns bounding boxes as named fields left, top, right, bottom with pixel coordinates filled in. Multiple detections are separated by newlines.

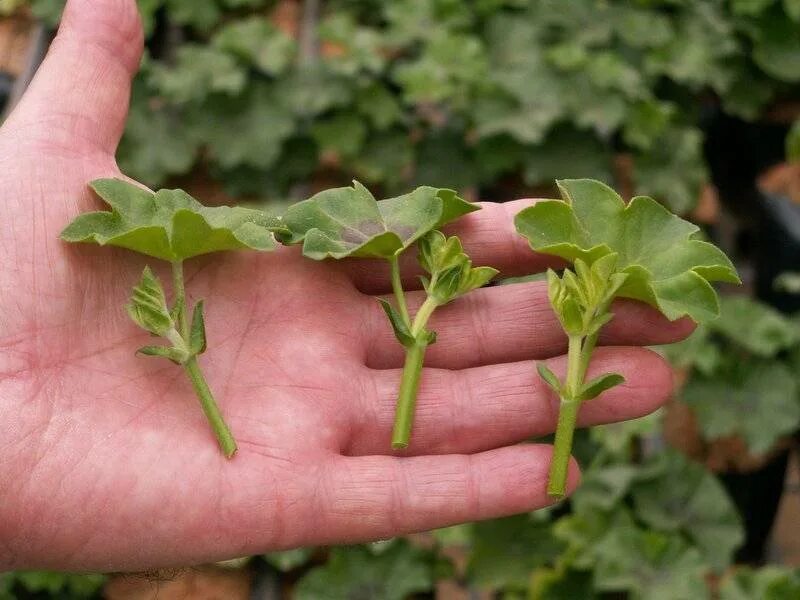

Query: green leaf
left=125, top=266, right=174, bottom=337
left=417, top=231, right=498, bottom=304
left=352, top=131, right=414, bottom=188
left=460, top=266, right=499, bottom=294
left=294, top=540, right=437, bottom=600
left=720, top=566, right=800, bottom=600
left=644, top=3, right=738, bottom=92
left=467, top=514, right=564, bottom=590
left=577, top=373, right=625, bottom=401
left=536, top=362, right=562, bottom=395
left=681, top=361, right=800, bottom=455
left=418, top=231, right=464, bottom=277
left=137, top=345, right=189, bottom=365
left=553, top=505, right=636, bottom=571
left=355, top=83, right=403, bottom=130
left=632, top=127, right=709, bottom=214
left=590, top=411, right=663, bottom=458
left=570, top=463, right=638, bottom=514
left=731, top=0, right=776, bottom=16
left=393, top=30, right=488, bottom=104
left=622, top=101, right=676, bottom=151
left=377, top=298, right=415, bottom=348
left=414, top=132, right=479, bottom=191
left=188, top=82, right=296, bottom=170
left=212, top=17, right=296, bottom=76
left=61, top=179, right=283, bottom=262
left=280, top=182, right=479, bottom=260
left=751, top=11, right=800, bottom=82
left=319, top=14, right=386, bottom=76
left=273, top=64, right=353, bottom=119
left=630, top=450, right=744, bottom=571
left=165, top=0, right=220, bottom=31
left=190, top=300, right=207, bottom=356
left=311, top=112, right=368, bottom=160
left=521, top=127, right=614, bottom=186
left=117, top=79, right=199, bottom=188
left=592, top=525, right=711, bottom=600
left=529, top=567, right=595, bottom=600
left=9, top=572, right=105, bottom=599
left=788, top=0, right=800, bottom=21
left=514, top=178, right=739, bottom=323
left=147, top=45, right=247, bottom=104
left=709, top=296, right=800, bottom=357
left=787, top=119, right=800, bottom=161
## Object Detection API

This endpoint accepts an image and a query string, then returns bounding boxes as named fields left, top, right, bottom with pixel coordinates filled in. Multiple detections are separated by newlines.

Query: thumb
left=5, top=0, right=143, bottom=156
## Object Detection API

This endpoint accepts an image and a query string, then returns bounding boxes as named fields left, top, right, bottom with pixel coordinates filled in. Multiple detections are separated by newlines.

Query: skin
left=0, top=0, right=693, bottom=572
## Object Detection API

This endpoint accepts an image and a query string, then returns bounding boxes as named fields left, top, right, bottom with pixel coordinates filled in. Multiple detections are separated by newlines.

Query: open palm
left=0, top=0, right=691, bottom=572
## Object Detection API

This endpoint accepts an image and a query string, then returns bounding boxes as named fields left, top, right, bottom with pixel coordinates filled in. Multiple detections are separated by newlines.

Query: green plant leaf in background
left=719, top=566, right=800, bottom=600
left=589, top=411, right=663, bottom=459
left=118, top=77, right=199, bottom=188
left=60, top=178, right=284, bottom=261
left=631, top=127, right=709, bottom=215
left=164, top=0, right=220, bottom=32
left=212, top=16, right=297, bottom=76
left=787, top=119, right=800, bottom=161
left=294, top=540, right=440, bottom=600
left=319, top=13, right=386, bottom=77
left=187, top=82, right=297, bottom=171
left=515, top=178, right=739, bottom=322
left=147, top=44, right=247, bottom=104
left=570, top=463, right=639, bottom=514
left=681, top=361, right=800, bottom=455
left=2, top=572, right=105, bottom=599
left=709, top=295, right=800, bottom=357
left=630, top=450, right=744, bottom=571
left=466, top=514, right=564, bottom=591
left=592, top=526, right=710, bottom=600
left=750, top=9, right=800, bottom=82
left=530, top=567, right=596, bottom=600
left=553, top=505, right=637, bottom=572
left=659, top=325, right=722, bottom=376
left=311, top=112, right=368, bottom=161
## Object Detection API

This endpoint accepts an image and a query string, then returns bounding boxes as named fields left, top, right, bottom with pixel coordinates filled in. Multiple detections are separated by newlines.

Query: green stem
left=411, top=297, right=438, bottom=336
left=392, top=341, right=427, bottom=449
left=389, top=254, right=411, bottom=327
left=578, top=332, right=599, bottom=381
left=184, top=357, right=238, bottom=458
left=548, top=334, right=584, bottom=498
left=171, top=260, right=189, bottom=339
left=172, top=260, right=237, bottom=459
left=391, top=297, right=439, bottom=449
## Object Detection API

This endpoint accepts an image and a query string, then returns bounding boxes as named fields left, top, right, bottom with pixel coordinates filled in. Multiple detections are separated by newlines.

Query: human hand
left=0, top=0, right=692, bottom=572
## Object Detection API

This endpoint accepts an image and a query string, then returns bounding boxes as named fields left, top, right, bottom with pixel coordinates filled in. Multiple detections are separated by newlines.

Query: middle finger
left=358, top=280, right=694, bottom=370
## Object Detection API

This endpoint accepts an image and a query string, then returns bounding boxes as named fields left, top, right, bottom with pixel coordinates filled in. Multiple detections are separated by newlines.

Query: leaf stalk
left=389, top=254, right=411, bottom=327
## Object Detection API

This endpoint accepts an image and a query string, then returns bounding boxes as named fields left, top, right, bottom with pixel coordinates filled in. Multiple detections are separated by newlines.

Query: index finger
left=340, top=199, right=561, bottom=294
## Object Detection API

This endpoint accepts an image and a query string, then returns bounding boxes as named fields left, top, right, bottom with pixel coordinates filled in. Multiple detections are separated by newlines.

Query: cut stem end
left=184, top=357, right=238, bottom=459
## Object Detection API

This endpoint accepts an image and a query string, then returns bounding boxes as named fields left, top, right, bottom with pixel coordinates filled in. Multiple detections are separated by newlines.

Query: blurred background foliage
left=2, top=0, right=800, bottom=598
left=7, top=0, right=800, bottom=212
